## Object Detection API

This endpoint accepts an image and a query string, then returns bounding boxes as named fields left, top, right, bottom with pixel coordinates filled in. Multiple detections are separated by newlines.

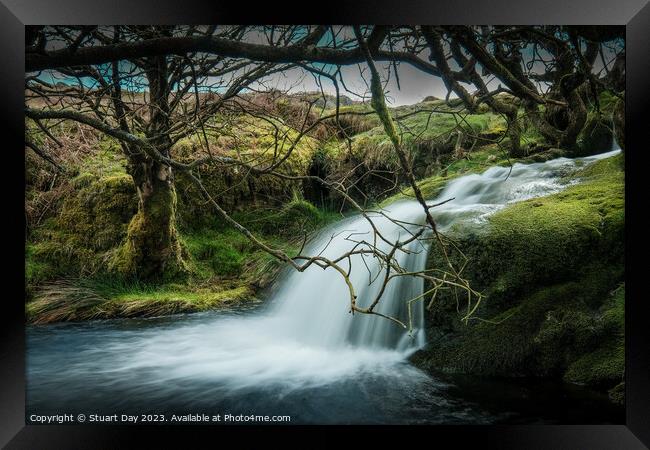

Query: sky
left=250, top=41, right=623, bottom=107
left=38, top=59, right=456, bottom=107
left=34, top=26, right=624, bottom=108
left=34, top=25, right=482, bottom=107
left=260, top=63, right=453, bottom=107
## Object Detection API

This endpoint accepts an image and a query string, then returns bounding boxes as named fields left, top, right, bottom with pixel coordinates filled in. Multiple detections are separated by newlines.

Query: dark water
left=26, top=309, right=622, bottom=425
left=432, top=373, right=623, bottom=424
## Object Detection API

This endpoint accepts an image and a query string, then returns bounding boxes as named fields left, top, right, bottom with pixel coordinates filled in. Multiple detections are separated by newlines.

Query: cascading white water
left=268, top=201, right=429, bottom=352
left=26, top=149, right=622, bottom=421
left=262, top=148, right=622, bottom=357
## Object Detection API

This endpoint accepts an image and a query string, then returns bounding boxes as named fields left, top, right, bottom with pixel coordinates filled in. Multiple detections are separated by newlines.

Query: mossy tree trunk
left=613, top=95, right=625, bottom=152
left=505, top=111, right=524, bottom=157
left=114, top=55, right=186, bottom=279
left=119, top=157, right=185, bottom=279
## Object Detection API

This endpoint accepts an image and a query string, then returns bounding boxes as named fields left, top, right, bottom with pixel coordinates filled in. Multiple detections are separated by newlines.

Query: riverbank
left=26, top=200, right=342, bottom=324
left=412, top=152, right=625, bottom=405
left=26, top=147, right=616, bottom=325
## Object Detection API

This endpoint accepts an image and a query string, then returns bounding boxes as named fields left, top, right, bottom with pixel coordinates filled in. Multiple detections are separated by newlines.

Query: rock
left=575, top=112, right=614, bottom=156
left=414, top=155, right=625, bottom=401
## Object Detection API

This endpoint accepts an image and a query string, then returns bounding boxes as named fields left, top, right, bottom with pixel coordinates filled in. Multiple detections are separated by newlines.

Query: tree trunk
left=613, top=95, right=625, bottom=152
left=559, top=89, right=588, bottom=149
left=505, top=111, right=525, bottom=158
left=112, top=157, right=185, bottom=279
left=112, top=54, right=186, bottom=279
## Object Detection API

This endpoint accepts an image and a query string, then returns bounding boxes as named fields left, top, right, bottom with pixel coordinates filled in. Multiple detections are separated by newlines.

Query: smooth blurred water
left=26, top=149, right=621, bottom=424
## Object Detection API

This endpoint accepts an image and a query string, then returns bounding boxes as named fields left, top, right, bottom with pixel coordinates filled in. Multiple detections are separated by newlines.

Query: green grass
left=26, top=277, right=254, bottom=324
left=183, top=228, right=247, bottom=277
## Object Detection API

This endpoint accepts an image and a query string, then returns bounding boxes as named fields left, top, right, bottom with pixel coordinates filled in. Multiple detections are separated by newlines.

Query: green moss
left=563, top=284, right=625, bottom=387
left=179, top=196, right=337, bottom=284
left=230, top=197, right=339, bottom=238
left=564, top=341, right=624, bottom=386
left=574, top=152, right=624, bottom=178
left=444, top=153, right=624, bottom=300
left=60, top=174, right=137, bottom=250
left=26, top=174, right=138, bottom=284
left=347, top=107, right=505, bottom=175
left=424, top=280, right=596, bottom=375
left=263, top=198, right=322, bottom=234
left=172, top=112, right=324, bottom=229
left=608, top=381, right=625, bottom=405
left=601, top=283, right=625, bottom=331
left=111, top=182, right=187, bottom=281
left=417, top=152, right=624, bottom=397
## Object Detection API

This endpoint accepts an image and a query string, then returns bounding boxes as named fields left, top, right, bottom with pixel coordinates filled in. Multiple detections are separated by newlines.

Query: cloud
left=251, top=63, right=455, bottom=107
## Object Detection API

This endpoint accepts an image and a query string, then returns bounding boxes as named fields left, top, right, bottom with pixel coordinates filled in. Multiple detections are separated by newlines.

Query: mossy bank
left=411, top=153, right=625, bottom=405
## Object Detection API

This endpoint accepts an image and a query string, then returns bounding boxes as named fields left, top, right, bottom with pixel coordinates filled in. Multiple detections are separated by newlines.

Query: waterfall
left=268, top=201, right=429, bottom=352
left=27, top=149, right=622, bottom=411
left=263, top=147, right=622, bottom=355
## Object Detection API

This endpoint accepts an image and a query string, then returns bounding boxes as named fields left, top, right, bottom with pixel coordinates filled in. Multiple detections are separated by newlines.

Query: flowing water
left=26, top=149, right=622, bottom=424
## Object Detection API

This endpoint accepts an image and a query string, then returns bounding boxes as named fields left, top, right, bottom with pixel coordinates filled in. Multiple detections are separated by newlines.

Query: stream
left=26, top=149, right=623, bottom=425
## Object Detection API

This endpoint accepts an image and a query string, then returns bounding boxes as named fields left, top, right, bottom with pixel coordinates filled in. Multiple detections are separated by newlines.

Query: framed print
left=1, top=0, right=649, bottom=447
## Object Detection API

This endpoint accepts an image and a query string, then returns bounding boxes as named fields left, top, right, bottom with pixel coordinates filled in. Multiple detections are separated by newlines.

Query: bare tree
left=25, top=25, right=624, bottom=328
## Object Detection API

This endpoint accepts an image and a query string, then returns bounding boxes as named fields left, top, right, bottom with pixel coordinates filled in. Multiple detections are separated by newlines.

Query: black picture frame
left=2, top=1, right=648, bottom=447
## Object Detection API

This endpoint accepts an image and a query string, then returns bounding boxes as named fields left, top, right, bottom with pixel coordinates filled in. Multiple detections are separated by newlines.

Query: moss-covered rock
left=26, top=173, right=138, bottom=285
left=414, top=153, right=625, bottom=400
left=575, top=112, right=613, bottom=157
left=608, top=381, right=625, bottom=406
left=418, top=279, right=621, bottom=376
left=563, top=284, right=624, bottom=387
left=62, top=174, right=137, bottom=250
left=172, top=127, right=318, bottom=229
